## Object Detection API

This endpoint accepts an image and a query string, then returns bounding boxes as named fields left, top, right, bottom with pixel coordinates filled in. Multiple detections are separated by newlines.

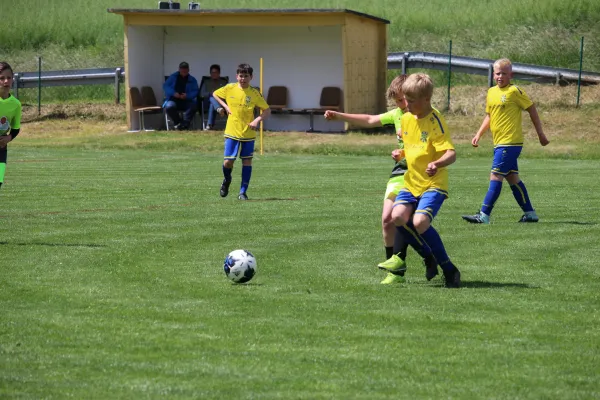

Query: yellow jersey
left=213, top=83, right=269, bottom=141
left=400, top=109, right=454, bottom=197
left=486, top=84, right=533, bottom=147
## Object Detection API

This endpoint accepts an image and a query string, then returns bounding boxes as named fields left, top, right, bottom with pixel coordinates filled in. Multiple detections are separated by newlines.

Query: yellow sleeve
left=255, top=92, right=269, bottom=110
left=431, top=116, right=454, bottom=152
left=213, top=84, right=228, bottom=99
left=514, top=86, right=534, bottom=110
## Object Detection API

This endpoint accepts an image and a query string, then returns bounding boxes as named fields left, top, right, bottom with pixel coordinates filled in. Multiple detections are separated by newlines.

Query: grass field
left=1, top=137, right=599, bottom=398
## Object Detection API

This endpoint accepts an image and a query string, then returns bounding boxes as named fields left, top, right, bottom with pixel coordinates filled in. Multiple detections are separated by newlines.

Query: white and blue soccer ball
left=223, top=249, right=257, bottom=283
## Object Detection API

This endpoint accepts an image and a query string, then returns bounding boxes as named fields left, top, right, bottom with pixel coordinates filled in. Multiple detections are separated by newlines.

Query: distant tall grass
left=3, top=0, right=599, bottom=101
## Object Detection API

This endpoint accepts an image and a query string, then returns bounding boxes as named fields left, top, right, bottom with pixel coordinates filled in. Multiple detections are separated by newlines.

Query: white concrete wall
left=162, top=25, right=345, bottom=132
left=127, top=25, right=164, bottom=130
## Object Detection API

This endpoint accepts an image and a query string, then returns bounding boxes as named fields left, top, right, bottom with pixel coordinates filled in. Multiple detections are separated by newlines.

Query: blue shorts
left=393, top=189, right=447, bottom=221
left=491, top=146, right=522, bottom=176
left=224, top=138, right=255, bottom=160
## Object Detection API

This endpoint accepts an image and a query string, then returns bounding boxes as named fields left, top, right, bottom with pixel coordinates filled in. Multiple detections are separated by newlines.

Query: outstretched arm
left=249, top=108, right=271, bottom=129
left=526, top=104, right=549, bottom=146
left=472, top=114, right=490, bottom=147
left=324, top=111, right=382, bottom=128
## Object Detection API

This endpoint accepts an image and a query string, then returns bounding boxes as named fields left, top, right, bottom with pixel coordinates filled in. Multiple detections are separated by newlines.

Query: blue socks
left=241, top=165, right=252, bottom=194
left=481, top=180, right=503, bottom=216
left=420, top=226, right=456, bottom=272
left=510, top=180, right=534, bottom=212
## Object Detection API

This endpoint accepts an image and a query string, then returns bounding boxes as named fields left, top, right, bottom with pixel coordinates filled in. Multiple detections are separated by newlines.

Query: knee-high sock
left=481, top=180, right=503, bottom=216
left=510, top=180, right=534, bottom=212
left=222, top=165, right=232, bottom=182
left=395, top=221, right=432, bottom=260
left=420, top=226, right=456, bottom=272
left=0, top=163, right=6, bottom=184
left=241, top=165, right=252, bottom=194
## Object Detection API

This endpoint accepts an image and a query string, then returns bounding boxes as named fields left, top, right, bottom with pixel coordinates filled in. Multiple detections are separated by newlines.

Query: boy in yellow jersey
left=0, top=62, right=22, bottom=191
left=324, top=75, right=438, bottom=284
left=378, top=73, right=461, bottom=288
left=213, top=64, right=271, bottom=200
left=462, top=58, right=549, bottom=224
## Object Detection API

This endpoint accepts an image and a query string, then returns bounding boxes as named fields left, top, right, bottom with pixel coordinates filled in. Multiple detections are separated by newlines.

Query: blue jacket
left=162, top=72, right=199, bottom=107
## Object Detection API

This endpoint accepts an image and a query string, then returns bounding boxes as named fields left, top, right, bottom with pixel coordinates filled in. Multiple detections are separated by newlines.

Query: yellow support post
left=260, top=57, right=264, bottom=155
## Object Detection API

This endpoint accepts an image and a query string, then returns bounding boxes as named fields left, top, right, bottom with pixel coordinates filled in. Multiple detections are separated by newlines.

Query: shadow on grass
left=0, top=241, right=105, bottom=248
left=461, top=280, right=538, bottom=289
left=230, top=282, right=264, bottom=287
left=544, top=221, right=598, bottom=226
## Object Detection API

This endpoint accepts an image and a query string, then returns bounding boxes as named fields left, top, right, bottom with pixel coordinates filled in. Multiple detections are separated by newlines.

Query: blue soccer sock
left=222, top=165, right=232, bottom=182
left=481, top=180, right=503, bottom=216
left=420, top=226, right=457, bottom=272
left=395, top=221, right=433, bottom=260
left=510, top=180, right=534, bottom=212
left=240, top=165, right=252, bottom=194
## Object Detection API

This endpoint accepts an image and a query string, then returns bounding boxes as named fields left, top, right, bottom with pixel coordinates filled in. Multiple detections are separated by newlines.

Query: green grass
left=3, top=0, right=600, bottom=102
left=1, top=145, right=599, bottom=398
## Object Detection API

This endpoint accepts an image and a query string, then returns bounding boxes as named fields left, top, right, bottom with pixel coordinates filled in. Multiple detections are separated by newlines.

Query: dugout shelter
left=108, top=8, right=390, bottom=132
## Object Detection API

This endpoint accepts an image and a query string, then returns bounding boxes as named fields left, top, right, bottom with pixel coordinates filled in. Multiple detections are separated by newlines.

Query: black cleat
left=220, top=179, right=231, bottom=197
left=424, top=254, right=439, bottom=281
left=238, top=193, right=248, bottom=200
left=518, top=213, right=539, bottom=223
left=443, top=267, right=461, bottom=289
left=461, top=212, right=489, bottom=224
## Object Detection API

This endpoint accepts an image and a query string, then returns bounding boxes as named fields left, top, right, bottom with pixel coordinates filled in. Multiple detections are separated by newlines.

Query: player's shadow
left=230, top=282, right=264, bottom=287
left=0, top=241, right=106, bottom=248
left=460, top=280, right=538, bottom=289
left=544, top=221, right=597, bottom=226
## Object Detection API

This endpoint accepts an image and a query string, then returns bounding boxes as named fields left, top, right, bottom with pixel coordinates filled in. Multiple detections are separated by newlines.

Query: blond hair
left=494, top=58, right=512, bottom=70
left=402, top=73, right=433, bottom=99
left=386, top=74, right=407, bottom=101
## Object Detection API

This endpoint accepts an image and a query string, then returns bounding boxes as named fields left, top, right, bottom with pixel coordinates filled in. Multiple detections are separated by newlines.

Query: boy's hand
left=324, top=110, right=338, bottom=120
left=471, top=134, right=481, bottom=147
left=248, top=120, right=260, bottom=129
left=538, top=133, right=550, bottom=146
left=426, top=162, right=438, bottom=176
left=391, top=149, right=404, bottom=161
left=180, top=93, right=187, bottom=100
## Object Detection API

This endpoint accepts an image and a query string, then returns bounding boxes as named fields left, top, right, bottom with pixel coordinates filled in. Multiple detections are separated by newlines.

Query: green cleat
left=377, top=255, right=407, bottom=275
left=518, top=211, right=539, bottom=223
left=380, top=272, right=405, bottom=285
left=462, top=212, right=490, bottom=224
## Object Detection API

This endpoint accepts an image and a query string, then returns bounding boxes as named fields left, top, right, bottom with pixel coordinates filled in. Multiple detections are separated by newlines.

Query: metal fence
left=11, top=52, right=600, bottom=104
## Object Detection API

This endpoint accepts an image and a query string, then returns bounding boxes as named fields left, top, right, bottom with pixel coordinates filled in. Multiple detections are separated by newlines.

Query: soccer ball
left=223, top=249, right=257, bottom=283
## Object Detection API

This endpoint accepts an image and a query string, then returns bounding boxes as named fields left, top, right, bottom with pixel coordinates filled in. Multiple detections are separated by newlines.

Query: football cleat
left=380, top=272, right=405, bottom=285
left=461, top=212, right=490, bottom=224
left=238, top=192, right=249, bottom=200
left=377, top=255, right=407, bottom=275
left=518, top=213, right=539, bottom=223
left=443, top=267, right=461, bottom=288
left=424, top=254, right=439, bottom=281
left=220, top=179, right=231, bottom=198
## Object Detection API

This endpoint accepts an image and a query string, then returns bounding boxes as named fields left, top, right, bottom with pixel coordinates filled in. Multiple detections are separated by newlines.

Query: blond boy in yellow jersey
left=462, top=58, right=549, bottom=224
left=377, top=73, right=461, bottom=288
left=324, top=75, right=438, bottom=284
left=213, top=64, right=271, bottom=200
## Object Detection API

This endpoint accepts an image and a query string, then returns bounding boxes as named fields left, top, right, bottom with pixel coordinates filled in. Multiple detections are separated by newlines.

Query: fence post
left=114, top=67, right=122, bottom=104
left=446, top=40, right=452, bottom=111
left=401, top=52, right=407, bottom=75
left=37, top=57, right=42, bottom=116
left=576, top=36, right=584, bottom=108
left=13, top=73, right=19, bottom=99
left=487, top=64, right=494, bottom=87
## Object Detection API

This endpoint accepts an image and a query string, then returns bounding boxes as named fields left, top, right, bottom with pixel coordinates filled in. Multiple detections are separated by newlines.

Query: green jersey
left=0, top=94, right=22, bottom=136
left=379, top=108, right=407, bottom=177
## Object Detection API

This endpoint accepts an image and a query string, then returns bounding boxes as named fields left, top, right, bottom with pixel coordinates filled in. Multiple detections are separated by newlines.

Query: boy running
left=462, top=58, right=549, bottom=224
left=324, top=75, right=437, bottom=284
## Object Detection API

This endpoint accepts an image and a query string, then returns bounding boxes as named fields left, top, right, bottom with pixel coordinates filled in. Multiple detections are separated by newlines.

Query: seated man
left=163, top=61, right=199, bottom=130
left=200, top=64, right=228, bottom=130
